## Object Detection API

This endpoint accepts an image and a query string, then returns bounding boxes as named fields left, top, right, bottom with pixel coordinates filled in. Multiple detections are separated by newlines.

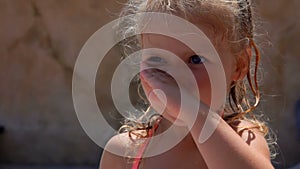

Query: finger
left=148, top=89, right=167, bottom=115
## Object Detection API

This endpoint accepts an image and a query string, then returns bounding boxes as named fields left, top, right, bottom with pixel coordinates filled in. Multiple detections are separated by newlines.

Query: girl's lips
left=140, top=68, right=181, bottom=103
left=140, top=69, right=177, bottom=86
left=140, top=70, right=163, bottom=95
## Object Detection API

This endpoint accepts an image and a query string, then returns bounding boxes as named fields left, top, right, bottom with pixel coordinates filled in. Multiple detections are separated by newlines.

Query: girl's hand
left=140, top=67, right=210, bottom=126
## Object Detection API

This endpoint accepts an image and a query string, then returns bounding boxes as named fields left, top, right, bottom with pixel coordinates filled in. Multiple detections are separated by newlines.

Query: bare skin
left=99, top=21, right=274, bottom=169
left=100, top=119, right=270, bottom=169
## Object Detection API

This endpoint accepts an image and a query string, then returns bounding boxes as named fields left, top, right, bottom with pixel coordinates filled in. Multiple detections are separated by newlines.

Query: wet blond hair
left=117, top=0, right=276, bottom=159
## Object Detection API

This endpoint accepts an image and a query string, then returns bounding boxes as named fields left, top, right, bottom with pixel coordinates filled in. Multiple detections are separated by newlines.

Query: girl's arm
left=189, top=112, right=274, bottom=169
left=146, top=79, right=273, bottom=169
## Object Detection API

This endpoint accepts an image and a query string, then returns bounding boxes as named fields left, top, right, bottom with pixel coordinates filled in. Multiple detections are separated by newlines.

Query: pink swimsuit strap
left=132, top=118, right=161, bottom=169
left=131, top=111, right=225, bottom=169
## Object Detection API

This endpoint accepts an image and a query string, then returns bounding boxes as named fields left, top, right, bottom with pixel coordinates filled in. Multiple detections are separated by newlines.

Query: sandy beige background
left=0, top=0, right=299, bottom=168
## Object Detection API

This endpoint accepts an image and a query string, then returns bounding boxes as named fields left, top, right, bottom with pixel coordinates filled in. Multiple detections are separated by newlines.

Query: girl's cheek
left=193, top=68, right=212, bottom=105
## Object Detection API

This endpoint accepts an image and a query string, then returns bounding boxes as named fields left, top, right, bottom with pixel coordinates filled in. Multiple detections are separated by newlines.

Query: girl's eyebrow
left=142, top=35, right=211, bottom=60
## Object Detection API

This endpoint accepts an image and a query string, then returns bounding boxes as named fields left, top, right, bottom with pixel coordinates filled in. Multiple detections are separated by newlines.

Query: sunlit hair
left=116, top=0, right=277, bottom=159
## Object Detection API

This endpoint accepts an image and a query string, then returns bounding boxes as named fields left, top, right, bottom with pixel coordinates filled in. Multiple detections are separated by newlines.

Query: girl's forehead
left=140, top=17, right=226, bottom=47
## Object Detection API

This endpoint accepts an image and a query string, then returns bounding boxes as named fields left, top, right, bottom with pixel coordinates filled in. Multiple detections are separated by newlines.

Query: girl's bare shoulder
left=105, top=132, right=132, bottom=153
left=231, top=119, right=271, bottom=159
left=99, top=132, right=141, bottom=169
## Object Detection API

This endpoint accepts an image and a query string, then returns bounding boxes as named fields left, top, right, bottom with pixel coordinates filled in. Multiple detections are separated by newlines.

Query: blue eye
left=189, top=55, right=205, bottom=64
left=147, top=56, right=166, bottom=63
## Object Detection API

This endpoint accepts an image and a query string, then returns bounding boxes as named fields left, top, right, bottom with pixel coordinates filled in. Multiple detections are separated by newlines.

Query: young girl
left=100, top=0, right=275, bottom=168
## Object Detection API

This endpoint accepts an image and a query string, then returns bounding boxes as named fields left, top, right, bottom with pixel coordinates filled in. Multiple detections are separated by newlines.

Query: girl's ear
left=232, top=45, right=252, bottom=81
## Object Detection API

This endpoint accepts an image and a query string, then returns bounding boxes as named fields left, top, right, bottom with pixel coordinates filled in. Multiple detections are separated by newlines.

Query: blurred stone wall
left=256, top=0, right=300, bottom=167
left=0, top=0, right=125, bottom=166
left=0, top=0, right=299, bottom=167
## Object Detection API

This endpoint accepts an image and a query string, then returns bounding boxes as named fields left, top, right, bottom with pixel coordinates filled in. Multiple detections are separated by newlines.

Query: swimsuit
left=132, top=117, right=161, bottom=169
left=131, top=112, right=226, bottom=169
